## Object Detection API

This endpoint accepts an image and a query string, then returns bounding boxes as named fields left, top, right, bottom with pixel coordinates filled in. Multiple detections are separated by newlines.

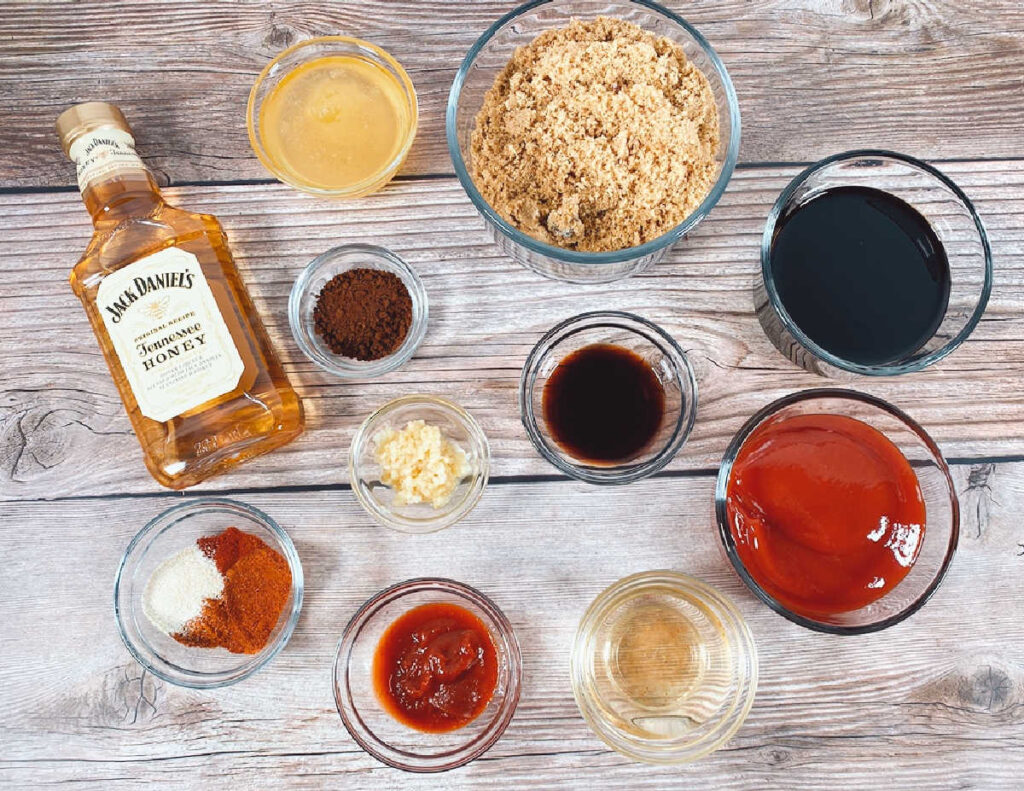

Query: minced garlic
left=374, top=419, right=472, bottom=508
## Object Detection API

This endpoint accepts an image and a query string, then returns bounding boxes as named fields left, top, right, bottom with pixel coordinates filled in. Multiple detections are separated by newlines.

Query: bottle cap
left=55, top=102, right=131, bottom=157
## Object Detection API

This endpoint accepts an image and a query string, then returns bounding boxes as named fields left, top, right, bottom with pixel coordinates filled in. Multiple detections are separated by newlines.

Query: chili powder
left=313, top=267, right=413, bottom=360
left=175, top=527, right=292, bottom=655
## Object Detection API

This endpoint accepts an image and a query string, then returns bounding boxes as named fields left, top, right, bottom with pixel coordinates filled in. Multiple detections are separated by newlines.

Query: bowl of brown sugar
left=289, top=244, right=429, bottom=378
left=447, top=1, right=741, bottom=283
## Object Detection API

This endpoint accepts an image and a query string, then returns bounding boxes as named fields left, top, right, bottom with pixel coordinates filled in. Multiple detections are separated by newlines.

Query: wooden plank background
left=1, top=1, right=1023, bottom=789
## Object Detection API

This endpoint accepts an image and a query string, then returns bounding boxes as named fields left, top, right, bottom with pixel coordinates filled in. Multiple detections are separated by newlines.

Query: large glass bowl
left=447, top=0, right=741, bottom=283
left=520, top=311, right=697, bottom=484
left=715, top=389, right=959, bottom=634
left=334, top=578, right=522, bottom=772
left=757, top=150, right=992, bottom=376
left=114, top=498, right=304, bottom=688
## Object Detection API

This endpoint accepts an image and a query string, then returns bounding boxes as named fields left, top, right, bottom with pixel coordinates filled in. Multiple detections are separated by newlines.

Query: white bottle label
left=68, top=127, right=147, bottom=192
left=96, top=247, right=245, bottom=422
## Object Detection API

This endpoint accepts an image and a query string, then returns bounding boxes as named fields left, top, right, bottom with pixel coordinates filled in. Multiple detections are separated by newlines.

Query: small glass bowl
left=571, top=571, right=758, bottom=765
left=247, top=35, right=418, bottom=198
left=289, top=244, right=428, bottom=379
left=334, top=578, right=522, bottom=772
left=114, top=498, right=304, bottom=688
left=758, top=150, right=992, bottom=376
left=519, top=311, right=697, bottom=484
left=715, top=389, right=960, bottom=634
left=350, top=395, right=490, bottom=533
left=447, top=0, right=741, bottom=283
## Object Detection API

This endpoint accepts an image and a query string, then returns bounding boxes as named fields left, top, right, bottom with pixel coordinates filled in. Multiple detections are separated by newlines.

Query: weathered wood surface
left=1, top=464, right=1022, bottom=790
left=2, top=162, right=1022, bottom=500
left=2, top=0, right=1024, bottom=187
left=3, top=1, right=1024, bottom=788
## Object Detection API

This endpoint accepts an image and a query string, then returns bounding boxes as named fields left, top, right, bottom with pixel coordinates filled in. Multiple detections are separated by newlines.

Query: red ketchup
left=373, top=603, right=498, bottom=732
left=725, top=413, right=925, bottom=618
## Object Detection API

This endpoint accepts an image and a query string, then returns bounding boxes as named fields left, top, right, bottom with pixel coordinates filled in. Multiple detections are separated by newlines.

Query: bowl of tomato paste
left=333, top=578, right=521, bottom=771
left=715, top=389, right=959, bottom=634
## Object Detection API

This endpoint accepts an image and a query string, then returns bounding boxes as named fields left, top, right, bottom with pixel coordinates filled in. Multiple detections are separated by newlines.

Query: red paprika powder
left=175, top=527, right=292, bottom=655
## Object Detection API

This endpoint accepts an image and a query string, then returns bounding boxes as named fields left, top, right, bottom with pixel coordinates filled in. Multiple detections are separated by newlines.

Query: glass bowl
left=350, top=395, right=490, bottom=533
left=289, top=244, right=428, bottom=379
left=334, top=578, right=522, bottom=772
left=758, top=150, right=992, bottom=376
left=446, top=0, right=741, bottom=283
left=519, top=311, right=697, bottom=484
left=247, top=35, right=418, bottom=198
left=571, top=571, right=758, bottom=764
left=114, top=498, right=304, bottom=688
left=715, top=389, right=960, bottom=634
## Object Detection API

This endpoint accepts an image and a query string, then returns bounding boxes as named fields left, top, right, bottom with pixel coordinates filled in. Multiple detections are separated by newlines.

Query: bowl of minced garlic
left=350, top=395, right=491, bottom=533
left=115, top=498, right=303, bottom=687
left=447, top=6, right=740, bottom=282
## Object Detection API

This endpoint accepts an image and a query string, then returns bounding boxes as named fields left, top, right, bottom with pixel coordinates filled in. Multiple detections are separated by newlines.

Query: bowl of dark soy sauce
left=519, top=311, right=697, bottom=484
left=758, top=150, right=992, bottom=376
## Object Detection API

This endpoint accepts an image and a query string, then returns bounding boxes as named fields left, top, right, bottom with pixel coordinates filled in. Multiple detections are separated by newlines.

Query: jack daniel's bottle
left=57, top=102, right=303, bottom=489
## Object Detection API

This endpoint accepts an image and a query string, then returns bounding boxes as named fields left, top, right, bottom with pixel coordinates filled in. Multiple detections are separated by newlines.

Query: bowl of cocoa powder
left=289, top=244, right=429, bottom=378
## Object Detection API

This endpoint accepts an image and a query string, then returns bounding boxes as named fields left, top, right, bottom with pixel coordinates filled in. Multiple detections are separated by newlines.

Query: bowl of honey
left=716, top=389, right=960, bottom=634
left=247, top=36, right=418, bottom=198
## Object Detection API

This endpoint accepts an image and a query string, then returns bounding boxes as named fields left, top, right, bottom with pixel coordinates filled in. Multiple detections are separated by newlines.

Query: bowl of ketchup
left=716, top=389, right=959, bottom=634
left=334, top=578, right=521, bottom=772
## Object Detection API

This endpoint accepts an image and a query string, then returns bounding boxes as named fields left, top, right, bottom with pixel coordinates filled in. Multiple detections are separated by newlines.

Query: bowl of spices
left=447, top=1, right=741, bottom=282
left=334, top=578, right=521, bottom=772
left=571, top=571, right=758, bottom=764
left=520, top=311, right=697, bottom=484
left=350, top=395, right=490, bottom=533
left=114, top=498, right=303, bottom=688
left=758, top=150, right=992, bottom=376
left=289, top=244, right=428, bottom=378
left=716, top=389, right=959, bottom=634
left=247, top=36, right=418, bottom=198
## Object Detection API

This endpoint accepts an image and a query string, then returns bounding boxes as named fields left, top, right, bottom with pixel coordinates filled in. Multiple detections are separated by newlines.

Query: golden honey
left=256, top=51, right=416, bottom=195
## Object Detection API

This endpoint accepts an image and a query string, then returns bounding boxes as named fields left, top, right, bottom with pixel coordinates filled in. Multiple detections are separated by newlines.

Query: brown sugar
left=470, top=17, right=721, bottom=253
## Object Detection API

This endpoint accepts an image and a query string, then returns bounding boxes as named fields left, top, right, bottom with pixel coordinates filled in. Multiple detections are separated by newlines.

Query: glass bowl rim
left=714, top=387, right=960, bottom=635
left=760, top=148, right=994, bottom=376
left=349, top=394, right=491, bottom=533
left=519, top=310, right=698, bottom=484
left=246, top=34, right=419, bottom=198
left=332, top=576, right=523, bottom=772
left=288, top=243, right=429, bottom=379
left=113, top=496, right=305, bottom=688
left=569, top=569, right=758, bottom=764
left=445, top=0, right=742, bottom=265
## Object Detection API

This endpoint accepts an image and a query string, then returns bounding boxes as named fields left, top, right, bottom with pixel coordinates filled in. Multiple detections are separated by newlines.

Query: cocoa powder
left=313, top=268, right=413, bottom=360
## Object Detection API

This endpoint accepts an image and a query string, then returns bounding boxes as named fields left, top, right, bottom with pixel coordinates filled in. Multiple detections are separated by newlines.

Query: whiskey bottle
left=57, top=102, right=304, bottom=489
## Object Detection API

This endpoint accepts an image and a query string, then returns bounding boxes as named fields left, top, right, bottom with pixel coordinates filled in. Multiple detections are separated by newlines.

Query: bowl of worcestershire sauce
left=716, top=389, right=959, bottom=634
left=758, top=150, right=991, bottom=376
left=519, top=312, right=698, bottom=484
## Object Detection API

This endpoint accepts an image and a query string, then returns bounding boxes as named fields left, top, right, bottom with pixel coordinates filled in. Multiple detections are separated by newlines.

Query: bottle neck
left=82, top=169, right=163, bottom=224
left=67, top=126, right=162, bottom=224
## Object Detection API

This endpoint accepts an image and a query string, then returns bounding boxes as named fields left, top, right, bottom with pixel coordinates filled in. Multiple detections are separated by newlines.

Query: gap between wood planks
left=9, top=155, right=1024, bottom=195
left=19, top=454, right=1024, bottom=505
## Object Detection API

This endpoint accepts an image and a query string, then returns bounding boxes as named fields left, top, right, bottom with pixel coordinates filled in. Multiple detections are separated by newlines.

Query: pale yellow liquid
left=259, top=56, right=411, bottom=192
left=591, top=592, right=732, bottom=740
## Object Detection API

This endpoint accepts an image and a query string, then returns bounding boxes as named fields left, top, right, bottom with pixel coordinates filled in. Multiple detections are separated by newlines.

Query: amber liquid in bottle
left=60, top=104, right=303, bottom=489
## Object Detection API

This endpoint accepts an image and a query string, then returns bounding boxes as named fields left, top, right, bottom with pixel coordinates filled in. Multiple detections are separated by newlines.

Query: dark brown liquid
left=770, top=186, right=951, bottom=366
left=542, top=343, right=665, bottom=464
